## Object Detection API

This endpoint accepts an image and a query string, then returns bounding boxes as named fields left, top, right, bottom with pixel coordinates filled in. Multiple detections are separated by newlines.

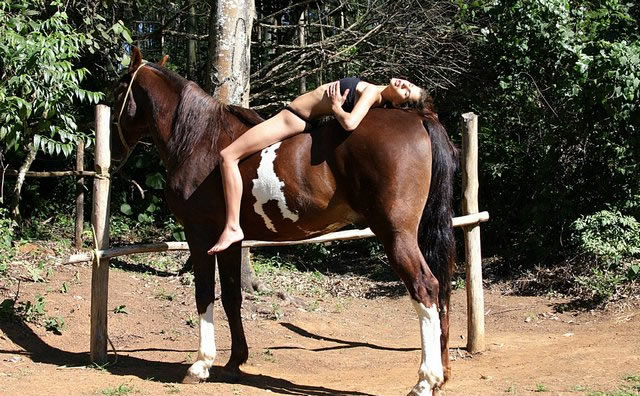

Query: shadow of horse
left=276, top=322, right=420, bottom=353
left=0, top=318, right=375, bottom=395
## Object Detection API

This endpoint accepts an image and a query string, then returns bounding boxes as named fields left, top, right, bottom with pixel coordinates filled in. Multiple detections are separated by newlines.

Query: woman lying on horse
left=208, top=77, right=430, bottom=254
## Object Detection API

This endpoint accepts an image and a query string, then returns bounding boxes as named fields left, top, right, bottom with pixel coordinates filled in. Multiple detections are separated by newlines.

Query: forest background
left=1, top=0, right=639, bottom=303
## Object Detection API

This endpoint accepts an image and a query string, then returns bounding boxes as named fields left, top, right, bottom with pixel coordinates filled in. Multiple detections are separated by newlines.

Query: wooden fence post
left=462, top=112, right=485, bottom=353
left=90, top=105, right=111, bottom=364
left=75, top=140, right=85, bottom=249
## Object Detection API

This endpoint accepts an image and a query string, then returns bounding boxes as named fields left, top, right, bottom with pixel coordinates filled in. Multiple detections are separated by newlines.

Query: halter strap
left=116, top=60, right=148, bottom=154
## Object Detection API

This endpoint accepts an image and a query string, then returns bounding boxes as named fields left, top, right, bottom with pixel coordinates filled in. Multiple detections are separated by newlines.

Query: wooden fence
left=4, top=151, right=91, bottom=250
left=74, top=105, right=489, bottom=363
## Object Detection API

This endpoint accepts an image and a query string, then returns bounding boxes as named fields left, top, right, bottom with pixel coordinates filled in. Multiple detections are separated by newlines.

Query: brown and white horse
left=112, top=47, right=457, bottom=395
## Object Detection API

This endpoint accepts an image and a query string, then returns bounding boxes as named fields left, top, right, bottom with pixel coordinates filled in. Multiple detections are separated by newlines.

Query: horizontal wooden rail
left=65, top=211, right=489, bottom=264
left=4, top=169, right=97, bottom=178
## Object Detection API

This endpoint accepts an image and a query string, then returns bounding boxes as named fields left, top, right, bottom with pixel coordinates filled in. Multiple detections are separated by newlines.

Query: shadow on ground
left=0, top=318, right=379, bottom=395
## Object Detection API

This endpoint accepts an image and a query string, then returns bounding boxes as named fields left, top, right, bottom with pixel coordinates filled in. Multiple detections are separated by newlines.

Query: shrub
left=571, top=210, right=640, bottom=264
left=571, top=210, right=640, bottom=301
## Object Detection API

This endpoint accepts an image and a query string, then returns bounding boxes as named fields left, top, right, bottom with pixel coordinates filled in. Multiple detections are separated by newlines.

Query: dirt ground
left=1, top=248, right=639, bottom=396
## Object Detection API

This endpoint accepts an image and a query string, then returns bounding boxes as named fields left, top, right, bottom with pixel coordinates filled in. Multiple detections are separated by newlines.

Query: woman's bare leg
left=208, top=110, right=307, bottom=254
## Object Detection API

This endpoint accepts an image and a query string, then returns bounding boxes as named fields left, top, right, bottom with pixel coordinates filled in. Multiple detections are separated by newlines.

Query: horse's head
left=111, top=47, right=169, bottom=165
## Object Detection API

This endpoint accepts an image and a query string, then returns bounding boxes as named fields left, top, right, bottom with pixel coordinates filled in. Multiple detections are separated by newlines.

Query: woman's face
left=389, top=78, right=421, bottom=104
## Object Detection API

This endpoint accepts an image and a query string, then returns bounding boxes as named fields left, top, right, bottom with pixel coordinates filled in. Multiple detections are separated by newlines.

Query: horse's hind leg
left=183, top=245, right=217, bottom=383
left=380, top=231, right=444, bottom=396
left=216, top=245, right=249, bottom=380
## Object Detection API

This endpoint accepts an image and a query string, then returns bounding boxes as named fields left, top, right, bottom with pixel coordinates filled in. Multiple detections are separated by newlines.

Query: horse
left=111, top=47, right=457, bottom=396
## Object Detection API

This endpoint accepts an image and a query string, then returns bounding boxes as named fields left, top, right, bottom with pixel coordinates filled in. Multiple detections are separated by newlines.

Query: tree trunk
left=298, top=7, right=307, bottom=93
left=212, top=0, right=257, bottom=292
left=10, top=140, right=37, bottom=222
left=204, top=0, right=218, bottom=94
left=186, top=3, right=198, bottom=81
left=213, top=0, right=255, bottom=106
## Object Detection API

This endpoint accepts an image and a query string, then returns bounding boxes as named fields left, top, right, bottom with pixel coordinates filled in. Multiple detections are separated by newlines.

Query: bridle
left=114, top=60, right=148, bottom=167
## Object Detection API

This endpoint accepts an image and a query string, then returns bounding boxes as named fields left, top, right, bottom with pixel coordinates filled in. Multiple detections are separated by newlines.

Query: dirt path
left=1, top=261, right=639, bottom=396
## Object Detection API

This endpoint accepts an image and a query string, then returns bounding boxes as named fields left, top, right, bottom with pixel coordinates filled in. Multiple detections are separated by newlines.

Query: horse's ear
left=158, top=54, right=169, bottom=66
left=129, top=47, right=143, bottom=74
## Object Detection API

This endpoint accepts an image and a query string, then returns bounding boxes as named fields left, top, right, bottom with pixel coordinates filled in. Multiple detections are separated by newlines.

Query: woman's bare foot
left=207, top=227, right=244, bottom=254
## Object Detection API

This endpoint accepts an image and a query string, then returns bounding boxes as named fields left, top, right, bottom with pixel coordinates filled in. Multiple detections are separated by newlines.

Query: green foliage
left=2, top=294, right=48, bottom=323
left=571, top=210, right=640, bottom=301
left=575, top=265, right=626, bottom=301
left=0, top=208, right=15, bottom=248
left=534, top=383, right=548, bottom=392
left=0, top=0, right=102, bottom=156
left=185, top=313, right=198, bottom=328
left=452, top=0, right=640, bottom=262
left=112, top=305, right=129, bottom=314
left=24, top=294, right=46, bottom=322
left=571, top=210, right=640, bottom=263
left=26, top=262, right=45, bottom=282
left=0, top=208, right=15, bottom=271
left=586, top=373, right=640, bottom=395
left=101, top=383, right=135, bottom=396
left=44, top=315, right=65, bottom=334
left=165, top=218, right=186, bottom=242
left=253, top=254, right=297, bottom=277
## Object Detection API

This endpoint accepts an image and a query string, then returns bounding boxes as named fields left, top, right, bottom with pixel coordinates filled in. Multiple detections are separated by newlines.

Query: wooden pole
left=75, top=141, right=85, bottom=250
left=64, top=212, right=490, bottom=264
left=3, top=169, right=96, bottom=177
left=90, top=105, right=111, bottom=364
left=461, top=112, right=485, bottom=353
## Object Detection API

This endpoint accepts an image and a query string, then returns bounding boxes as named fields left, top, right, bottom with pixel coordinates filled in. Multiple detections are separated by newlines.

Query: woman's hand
left=326, top=81, right=349, bottom=111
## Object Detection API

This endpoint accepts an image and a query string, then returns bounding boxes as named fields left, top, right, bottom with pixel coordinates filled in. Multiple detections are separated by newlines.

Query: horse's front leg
left=183, top=246, right=217, bottom=383
left=216, top=245, right=249, bottom=380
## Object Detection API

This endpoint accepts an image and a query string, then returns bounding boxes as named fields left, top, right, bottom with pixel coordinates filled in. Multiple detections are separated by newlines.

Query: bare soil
left=1, top=245, right=639, bottom=396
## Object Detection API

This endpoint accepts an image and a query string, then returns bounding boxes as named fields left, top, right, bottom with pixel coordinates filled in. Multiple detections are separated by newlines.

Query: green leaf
left=120, top=203, right=133, bottom=216
left=122, top=30, right=132, bottom=44
left=137, top=213, right=154, bottom=224
left=33, top=134, right=41, bottom=151
left=145, top=173, right=165, bottom=190
left=172, top=231, right=186, bottom=242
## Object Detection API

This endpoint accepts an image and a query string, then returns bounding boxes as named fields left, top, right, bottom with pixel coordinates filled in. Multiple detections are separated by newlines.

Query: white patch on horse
left=252, top=142, right=299, bottom=232
left=409, top=301, right=444, bottom=396
left=186, top=303, right=216, bottom=381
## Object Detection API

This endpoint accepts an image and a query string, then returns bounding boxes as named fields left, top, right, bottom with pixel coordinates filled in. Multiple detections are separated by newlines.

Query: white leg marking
left=187, top=303, right=216, bottom=380
left=409, top=301, right=443, bottom=396
left=252, top=142, right=299, bottom=232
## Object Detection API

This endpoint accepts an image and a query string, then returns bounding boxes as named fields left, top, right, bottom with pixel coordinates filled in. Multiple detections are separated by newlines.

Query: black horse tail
left=419, top=116, right=458, bottom=308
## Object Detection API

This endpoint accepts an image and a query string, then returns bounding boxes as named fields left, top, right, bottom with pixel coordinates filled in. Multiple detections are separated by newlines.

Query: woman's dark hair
left=387, top=87, right=436, bottom=118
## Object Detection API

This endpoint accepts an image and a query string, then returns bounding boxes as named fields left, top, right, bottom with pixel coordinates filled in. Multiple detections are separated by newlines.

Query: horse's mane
left=144, top=63, right=266, bottom=170
left=227, top=105, right=265, bottom=126
left=166, top=82, right=230, bottom=170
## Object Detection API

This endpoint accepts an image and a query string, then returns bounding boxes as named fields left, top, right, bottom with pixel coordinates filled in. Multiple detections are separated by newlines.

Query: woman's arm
left=327, top=82, right=381, bottom=131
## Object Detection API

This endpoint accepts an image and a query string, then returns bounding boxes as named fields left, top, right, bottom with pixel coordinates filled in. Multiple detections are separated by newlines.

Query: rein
left=114, top=60, right=148, bottom=168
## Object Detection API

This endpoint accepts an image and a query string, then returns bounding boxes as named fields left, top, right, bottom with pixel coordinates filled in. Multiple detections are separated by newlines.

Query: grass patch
left=584, top=374, right=640, bottom=396
left=101, top=383, right=135, bottom=396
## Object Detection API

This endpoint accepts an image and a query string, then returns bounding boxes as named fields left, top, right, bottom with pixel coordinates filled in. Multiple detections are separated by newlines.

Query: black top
left=339, top=77, right=361, bottom=112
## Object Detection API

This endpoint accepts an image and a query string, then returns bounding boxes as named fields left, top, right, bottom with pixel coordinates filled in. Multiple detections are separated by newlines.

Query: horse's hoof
left=182, top=373, right=206, bottom=384
left=407, top=386, right=444, bottom=396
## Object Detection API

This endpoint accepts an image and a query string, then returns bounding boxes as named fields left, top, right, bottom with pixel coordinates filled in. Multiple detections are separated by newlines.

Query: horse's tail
left=419, top=116, right=458, bottom=307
